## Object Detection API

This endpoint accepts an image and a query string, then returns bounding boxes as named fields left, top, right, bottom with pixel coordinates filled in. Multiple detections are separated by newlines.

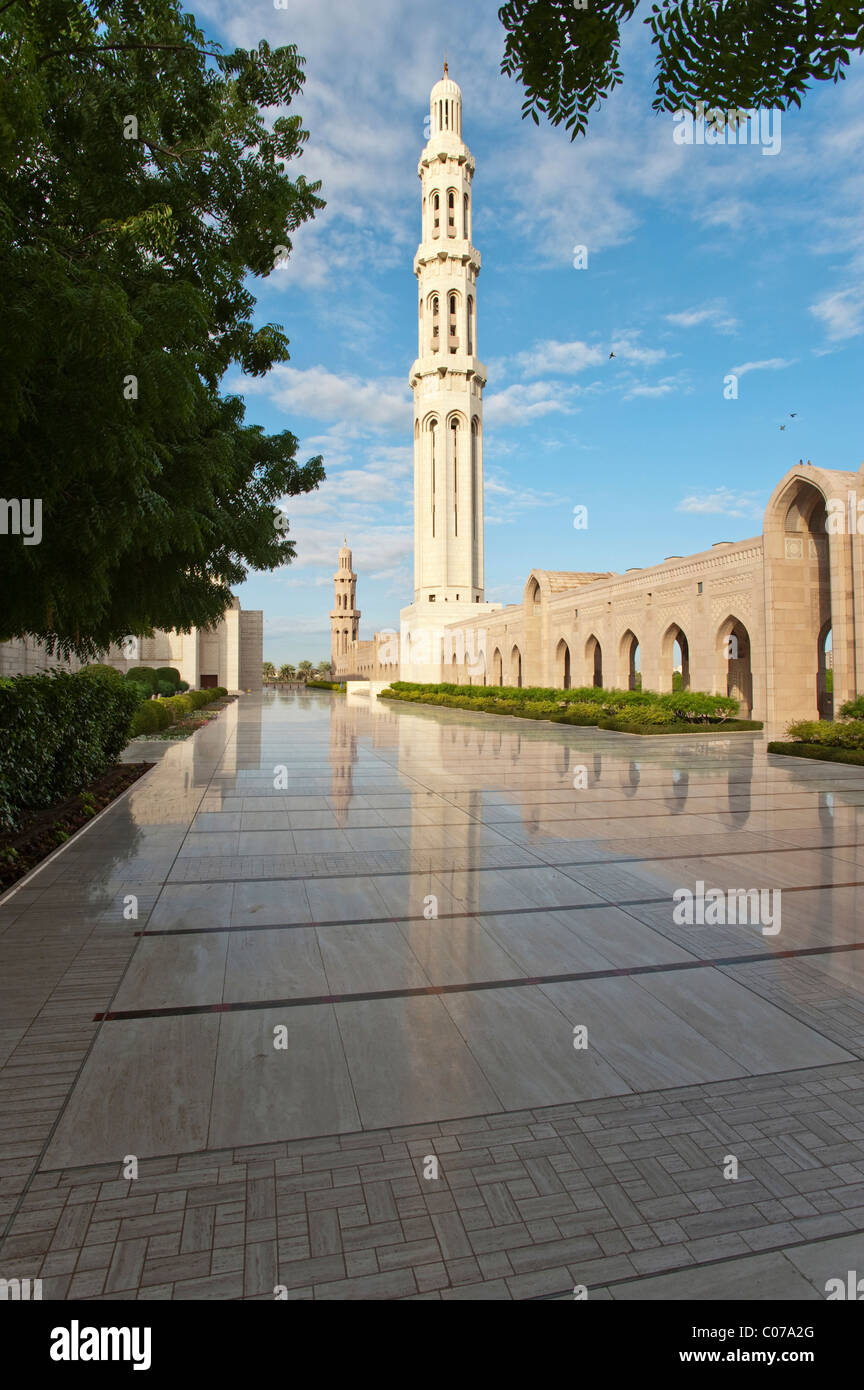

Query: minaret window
left=448, top=293, right=458, bottom=352
left=432, top=192, right=440, bottom=238
left=451, top=418, right=459, bottom=536
left=447, top=190, right=456, bottom=236
left=471, top=419, right=479, bottom=541
left=430, top=419, right=437, bottom=537
left=464, top=193, right=469, bottom=239
left=431, top=295, right=439, bottom=352
left=467, top=296, right=473, bottom=354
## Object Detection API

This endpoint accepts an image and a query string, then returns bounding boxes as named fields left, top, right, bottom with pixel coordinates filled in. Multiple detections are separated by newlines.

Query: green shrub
left=126, top=666, right=157, bottom=692
left=839, top=697, right=864, bottom=720
left=0, top=669, right=141, bottom=832
left=212, top=686, right=228, bottom=698
left=162, top=694, right=194, bottom=723
left=786, top=719, right=864, bottom=748
left=156, top=680, right=174, bottom=697
left=81, top=663, right=124, bottom=682
left=177, top=679, right=190, bottom=692
left=185, top=689, right=211, bottom=710
left=129, top=701, right=172, bottom=736
left=769, top=740, right=864, bottom=766
left=155, top=667, right=181, bottom=689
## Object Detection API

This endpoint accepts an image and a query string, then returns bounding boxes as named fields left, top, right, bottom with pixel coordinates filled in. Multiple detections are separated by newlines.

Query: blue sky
left=195, top=0, right=864, bottom=666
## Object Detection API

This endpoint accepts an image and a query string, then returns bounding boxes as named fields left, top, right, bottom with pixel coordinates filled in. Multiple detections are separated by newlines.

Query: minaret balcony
left=409, top=356, right=487, bottom=388
left=414, top=244, right=481, bottom=276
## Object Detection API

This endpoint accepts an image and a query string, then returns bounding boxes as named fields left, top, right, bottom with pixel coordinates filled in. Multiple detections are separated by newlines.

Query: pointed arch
left=619, top=629, right=640, bottom=691
left=585, top=634, right=602, bottom=688
left=556, top=638, right=571, bottom=690
left=661, top=623, right=690, bottom=692
left=510, top=645, right=522, bottom=688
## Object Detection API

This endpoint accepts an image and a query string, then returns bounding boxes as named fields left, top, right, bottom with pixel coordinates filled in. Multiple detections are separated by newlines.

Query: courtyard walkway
left=1, top=689, right=863, bottom=1299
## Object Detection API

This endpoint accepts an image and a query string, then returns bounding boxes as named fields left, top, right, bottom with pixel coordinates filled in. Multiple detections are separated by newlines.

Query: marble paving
left=1, top=689, right=863, bottom=1299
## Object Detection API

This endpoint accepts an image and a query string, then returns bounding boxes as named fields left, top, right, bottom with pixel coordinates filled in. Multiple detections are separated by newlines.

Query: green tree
left=278, top=663, right=295, bottom=682
left=0, top=0, right=325, bottom=658
left=297, top=659, right=313, bottom=681
left=262, top=661, right=276, bottom=682
left=498, top=1, right=864, bottom=139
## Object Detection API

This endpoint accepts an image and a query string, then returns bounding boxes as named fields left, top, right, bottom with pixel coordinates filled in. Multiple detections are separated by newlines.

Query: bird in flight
left=608, top=351, right=615, bottom=359
left=780, top=425, right=786, bottom=430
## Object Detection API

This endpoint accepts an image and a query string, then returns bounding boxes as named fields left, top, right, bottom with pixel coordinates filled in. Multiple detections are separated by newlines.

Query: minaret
left=330, top=539, right=360, bottom=669
left=410, top=64, right=486, bottom=604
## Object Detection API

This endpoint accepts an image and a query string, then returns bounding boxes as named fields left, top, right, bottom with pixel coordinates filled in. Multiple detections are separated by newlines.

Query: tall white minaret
left=409, top=64, right=486, bottom=605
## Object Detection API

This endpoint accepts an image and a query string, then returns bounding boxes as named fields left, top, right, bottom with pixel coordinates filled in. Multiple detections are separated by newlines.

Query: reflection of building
left=330, top=68, right=864, bottom=725
left=0, top=596, right=262, bottom=691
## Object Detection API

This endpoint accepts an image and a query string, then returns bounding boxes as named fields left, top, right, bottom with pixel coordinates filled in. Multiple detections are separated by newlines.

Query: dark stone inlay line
left=140, top=876, right=864, bottom=938
left=97, top=938, right=864, bottom=1022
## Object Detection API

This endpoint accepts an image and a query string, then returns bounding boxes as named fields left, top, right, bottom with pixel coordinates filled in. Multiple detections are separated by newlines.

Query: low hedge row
left=785, top=718, right=864, bottom=750
left=129, top=686, right=227, bottom=737
left=386, top=681, right=740, bottom=722
left=0, top=668, right=143, bottom=832
left=768, top=741, right=864, bottom=766
left=306, top=680, right=343, bottom=690
left=380, top=684, right=756, bottom=730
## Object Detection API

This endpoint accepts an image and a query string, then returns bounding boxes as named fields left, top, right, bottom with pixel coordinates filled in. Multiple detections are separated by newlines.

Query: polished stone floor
left=1, top=689, right=863, bottom=1299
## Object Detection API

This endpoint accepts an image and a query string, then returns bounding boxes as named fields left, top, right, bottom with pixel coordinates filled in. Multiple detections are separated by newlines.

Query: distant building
left=0, top=595, right=262, bottom=691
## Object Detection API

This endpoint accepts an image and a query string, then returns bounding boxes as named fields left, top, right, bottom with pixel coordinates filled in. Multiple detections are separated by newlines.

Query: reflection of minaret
left=328, top=692, right=358, bottom=828
left=331, top=540, right=360, bottom=669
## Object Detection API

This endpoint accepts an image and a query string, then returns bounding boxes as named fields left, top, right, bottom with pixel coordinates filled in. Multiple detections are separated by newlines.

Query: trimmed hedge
left=0, top=668, right=143, bottom=832
left=385, top=681, right=740, bottom=721
left=379, top=683, right=757, bottom=731
left=129, top=701, right=172, bottom=737
left=786, top=719, right=864, bottom=750
left=129, top=686, right=229, bottom=736
left=768, top=741, right=864, bottom=767
left=155, top=667, right=181, bottom=689
left=307, top=680, right=343, bottom=690
left=126, top=666, right=157, bottom=692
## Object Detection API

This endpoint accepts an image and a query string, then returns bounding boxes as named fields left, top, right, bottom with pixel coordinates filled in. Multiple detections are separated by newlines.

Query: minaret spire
left=330, top=540, right=360, bottom=672
left=408, top=68, right=486, bottom=605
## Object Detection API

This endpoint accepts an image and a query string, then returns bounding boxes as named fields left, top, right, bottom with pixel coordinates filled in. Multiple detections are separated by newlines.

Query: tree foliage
left=0, top=0, right=326, bottom=657
left=498, top=0, right=864, bottom=138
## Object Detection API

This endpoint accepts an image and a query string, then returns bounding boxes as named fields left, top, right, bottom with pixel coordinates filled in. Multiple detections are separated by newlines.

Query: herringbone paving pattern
left=2, top=1061, right=863, bottom=1299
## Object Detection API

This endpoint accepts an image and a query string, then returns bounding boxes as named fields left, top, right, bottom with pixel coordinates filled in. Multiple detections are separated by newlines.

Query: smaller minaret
left=331, top=539, right=361, bottom=670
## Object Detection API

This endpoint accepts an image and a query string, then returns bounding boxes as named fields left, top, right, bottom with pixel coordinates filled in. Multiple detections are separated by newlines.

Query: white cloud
left=240, top=365, right=412, bottom=431
left=809, top=288, right=864, bottom=341
left=625, top=376, right=682, bottom=399
left=728, top=357, right=794, bottom=376
left=484, top=381, right=577, bottom=426
left=665, top=301, right=738, bottom=333
left=610, top=334, right=669, bottom=366
left=512, top=340, right=605, bottom=377
left=676, top=487, right=765, bottom=519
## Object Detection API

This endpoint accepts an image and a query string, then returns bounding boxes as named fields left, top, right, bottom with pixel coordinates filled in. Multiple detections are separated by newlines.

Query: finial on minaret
left=444, top=54, right=448, bottom=77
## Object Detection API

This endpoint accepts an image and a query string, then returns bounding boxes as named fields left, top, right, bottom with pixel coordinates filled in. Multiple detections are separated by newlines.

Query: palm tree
left=297, top=660, right=313, bottom=682
left=279, top=663, right=295, bottom=684
left=262, top=661, right=276, bottom=683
